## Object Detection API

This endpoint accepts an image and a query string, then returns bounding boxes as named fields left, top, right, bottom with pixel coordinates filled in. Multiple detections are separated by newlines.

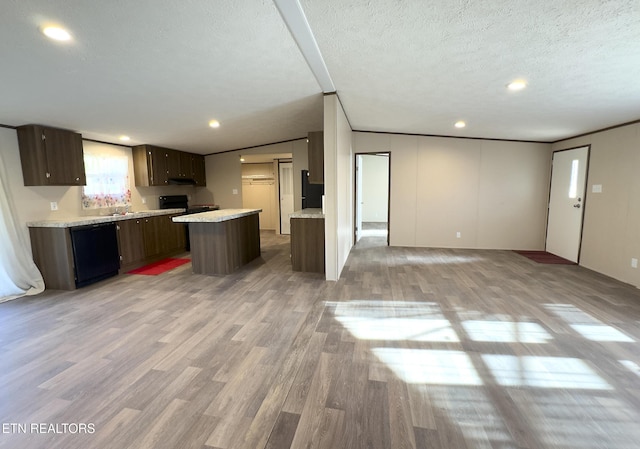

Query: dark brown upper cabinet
left=178, top=152, right=192, bottom=179
left=191, top=154, right=206, bottom=186
left=307, top=131, right=324, bottom=184
left=132, top=145, right=169, bottom=186
left=165, top=149, right=181, bottom=179
left=132, top=144, right=206, bottom=186
left=17, top=124, right=86, bottom=186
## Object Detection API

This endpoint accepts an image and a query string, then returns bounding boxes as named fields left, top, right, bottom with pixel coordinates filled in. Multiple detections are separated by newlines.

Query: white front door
left=279, top=162, right=294, bottom=235
left=546, top=146, right=589, bottom=262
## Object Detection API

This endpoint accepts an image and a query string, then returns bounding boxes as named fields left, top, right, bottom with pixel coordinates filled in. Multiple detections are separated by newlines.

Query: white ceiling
left=1, top=1, right=639, bottom=154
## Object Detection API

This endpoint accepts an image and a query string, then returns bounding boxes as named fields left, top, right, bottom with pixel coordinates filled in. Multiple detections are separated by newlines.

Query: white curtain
left=0, top=151, right=45, bottom=303
left=82, top=145, right=131, bottom=209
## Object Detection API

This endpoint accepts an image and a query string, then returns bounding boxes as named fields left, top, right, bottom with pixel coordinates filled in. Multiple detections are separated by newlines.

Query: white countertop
left=172, top=208, right=262, bottom=223
left=290, top=208, right=325, bottom=219
left=26, top=209, right=185, bottom=228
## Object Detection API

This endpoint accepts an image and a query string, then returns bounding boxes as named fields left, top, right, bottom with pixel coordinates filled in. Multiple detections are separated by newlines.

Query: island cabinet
left=290, top=209, right=325, bottom=273
left=307, top=131, right=324, bottom=184
left=173, top=209, right=261, bottom=275
left=17, top=124, right=86, bottom=186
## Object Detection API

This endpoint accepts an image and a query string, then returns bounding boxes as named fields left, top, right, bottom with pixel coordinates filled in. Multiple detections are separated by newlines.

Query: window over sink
left=81, top=143, right=131, bottom=209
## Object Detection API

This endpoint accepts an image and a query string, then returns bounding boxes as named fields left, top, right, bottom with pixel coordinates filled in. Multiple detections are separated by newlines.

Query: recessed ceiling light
left=41, top=26, right=71, bottom=41
left=507, top=80, right=527, bottom=91
left=119, top=135, right=131, bottom=141
left=454, top=121, right=466, bottom=128
left=208, top=120, right=220, bottom=128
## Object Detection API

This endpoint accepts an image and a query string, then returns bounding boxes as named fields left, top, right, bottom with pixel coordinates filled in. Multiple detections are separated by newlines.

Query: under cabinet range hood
left=168, top=177, right=197, bottom=185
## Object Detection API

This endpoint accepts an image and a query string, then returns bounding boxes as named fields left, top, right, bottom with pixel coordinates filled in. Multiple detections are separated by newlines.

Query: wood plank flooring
left=1, top=232, right=640, bottom=448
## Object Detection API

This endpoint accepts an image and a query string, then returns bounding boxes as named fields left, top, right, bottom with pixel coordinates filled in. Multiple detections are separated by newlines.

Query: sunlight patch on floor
left=482, top=355, right=612, bottom=390
left=373, top=348, right=482, bottom=385
left=462, top=320, right=553, bottom=343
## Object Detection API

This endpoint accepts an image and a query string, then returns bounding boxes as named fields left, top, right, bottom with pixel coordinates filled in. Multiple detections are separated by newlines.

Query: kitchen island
left=173, top=209, right=261, bottom=275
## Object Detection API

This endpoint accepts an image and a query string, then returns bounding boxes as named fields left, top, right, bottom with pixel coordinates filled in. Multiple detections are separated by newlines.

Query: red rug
left=127, top=258, right=191, bottom=275
left=514, top=251, right=576, bottom=265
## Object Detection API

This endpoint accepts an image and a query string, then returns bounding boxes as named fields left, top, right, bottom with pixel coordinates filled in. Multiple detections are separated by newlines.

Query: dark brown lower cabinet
left=116, top=219, right=145, bottom=269
left=159, top=214, right=186, bottom=254
left=29, top=213, right=191, bottom=290
left=290, top=217, right=325, bottom=273
left=29, top=227, right=76, bottom=290
left=142, top=216, right=162, bottom=258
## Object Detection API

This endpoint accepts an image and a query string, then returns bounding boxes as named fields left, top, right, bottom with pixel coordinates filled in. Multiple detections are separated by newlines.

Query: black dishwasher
left=70, top=222, right=120, bottom=287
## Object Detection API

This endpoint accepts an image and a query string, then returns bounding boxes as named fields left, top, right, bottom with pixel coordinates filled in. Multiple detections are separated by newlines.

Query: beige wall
left=0, top=127, right=197, bottom=236
left=324, top=94, right=353, bottom=281
left=552, top=122, right=640, bottom=288
left=242, top=163, right=276, bottom=230
left=198, top=139, right=308, bottom=213
left=354, top=132, right=552, bottom=250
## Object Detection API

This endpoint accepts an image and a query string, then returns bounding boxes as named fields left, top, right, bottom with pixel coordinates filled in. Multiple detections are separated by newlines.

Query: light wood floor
left=1, top=232, right=640, bottom=449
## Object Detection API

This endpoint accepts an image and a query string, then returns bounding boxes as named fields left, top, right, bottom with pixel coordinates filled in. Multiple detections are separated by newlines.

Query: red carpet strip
left=127, top=258, right=191, bottom=275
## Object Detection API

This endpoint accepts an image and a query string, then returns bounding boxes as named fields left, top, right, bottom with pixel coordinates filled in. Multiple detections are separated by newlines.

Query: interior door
left=355, top=155, right=363, bottom=242
left=279, top=162, right=294, bottom=235
left=546, top=146, right=589, bottom=262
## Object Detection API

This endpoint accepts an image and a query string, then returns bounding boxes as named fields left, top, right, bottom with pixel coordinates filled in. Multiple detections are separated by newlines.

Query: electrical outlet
left=232, top=189, right=238, bottom=195
left=50, top=201, right=58, bottom=211
left=632, top=258, right=638, bottom=269
left=456, top=231, right=461, bottom=238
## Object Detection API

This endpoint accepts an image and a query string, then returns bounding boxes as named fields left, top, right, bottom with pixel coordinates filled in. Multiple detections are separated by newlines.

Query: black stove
left=159, top=195, right=218, bottom=250
left=159, top=195, right=218, bottom=214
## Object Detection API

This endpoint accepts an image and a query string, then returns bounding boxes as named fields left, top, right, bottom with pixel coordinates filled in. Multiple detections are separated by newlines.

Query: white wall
left=552, top=122, right=640, bottom=288
left=354, top=132, right=552, bottom=249
left=361, top=154, right=389, bottom=222
left=324, top=95, right=353, bottom=281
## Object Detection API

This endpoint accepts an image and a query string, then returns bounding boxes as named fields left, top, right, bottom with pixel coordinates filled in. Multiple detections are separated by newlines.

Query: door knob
left=573, top=204, right=581, bottom=208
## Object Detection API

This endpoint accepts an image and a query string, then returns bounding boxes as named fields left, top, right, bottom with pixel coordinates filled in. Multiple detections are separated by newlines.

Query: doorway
left=354, top=153, right=390, bottom=245
left=279, top=161, right=294, bottom=235
left=546, top=146, right=590, bottom=262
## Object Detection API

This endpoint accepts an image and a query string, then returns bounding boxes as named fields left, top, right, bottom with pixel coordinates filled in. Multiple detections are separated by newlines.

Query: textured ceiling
left=0, top=0, right=323, bottom=154
left=1, top=1, right=639, bottom=154
left=301, top=0, right=640, bottom=141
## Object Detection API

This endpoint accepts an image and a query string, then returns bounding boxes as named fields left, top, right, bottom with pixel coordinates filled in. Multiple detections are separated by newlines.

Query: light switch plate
left=456, top=231, right=461, bottom=238
left=232, top=189, right=238, bottom=195
left=592, top=184, right=603, bottom=193
left=141, top=197, right=147, bottom=204
left=50, top=201, right=58, bottom=211
left=632, top=258, right=638, bottom=269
